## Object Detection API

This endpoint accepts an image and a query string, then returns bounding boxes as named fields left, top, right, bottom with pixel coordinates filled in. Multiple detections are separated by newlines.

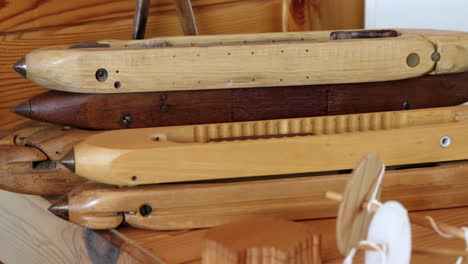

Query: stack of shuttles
left=3, top=2, right=468, bottom=263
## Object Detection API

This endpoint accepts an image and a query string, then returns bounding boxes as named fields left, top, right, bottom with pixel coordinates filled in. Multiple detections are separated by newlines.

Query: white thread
left=426, top=216, right=454, bottom=238
left=367, top=164, right=386, bottom=213
left=343, top=240, right=387, bottom=264
left=454, top=227, right=468, bottom=264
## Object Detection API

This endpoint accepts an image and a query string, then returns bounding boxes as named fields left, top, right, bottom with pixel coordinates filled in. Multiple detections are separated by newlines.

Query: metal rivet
left=114, top=81, right=121, bottom=88
left=160, top=104, right=170, bottom=112
left=406, top=53, right=420, bottom=68
left=95, top=68, right=108, bottom=81
left=403, top=101, right=411, bottom=110
left=431, top=51, right=441, bottom=62
left=122, top=115, right=132, bottom=127
left=440, top=136, right=451, bottom=148
left=139, top=204, right=152, bottom=216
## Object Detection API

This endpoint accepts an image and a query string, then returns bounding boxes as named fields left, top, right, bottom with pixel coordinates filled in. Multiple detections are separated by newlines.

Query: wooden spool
left=202, top=217, right=322, bottom=264
left=336, top=153, right=384, bottom=255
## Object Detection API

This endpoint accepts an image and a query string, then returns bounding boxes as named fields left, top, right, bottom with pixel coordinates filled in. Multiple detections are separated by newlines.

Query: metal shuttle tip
left=48, top=196, right=69, bottom=221
left=11, top=100, right=31, bottom=118
left=13, top=56, right=27, bottom=79
left=60, top=150, right=76, bottom=173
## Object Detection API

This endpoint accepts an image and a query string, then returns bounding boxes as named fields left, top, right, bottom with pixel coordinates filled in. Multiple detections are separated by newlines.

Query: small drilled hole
left=95, top=68, right=108, bottom=81
left=116, top=70, right=119, bottom=73
left=440, top=136, right=451, bottom=148
left=251, top=78, right=255, bottom=81
left=406, top=53, right=420, bottom=68
left=173, top=55, right=176, bottom=58
left=152, top=137, right=160, bottom=141
left=140, top=204, right=153, bottom=216
left=114, top=81, right=121, bottom=88
left=280, top=79, right=283, bottom=81
left=281, top=50, right=284, bottom=53
left=131, top=176, right=137, bottom=181
left=227, top=52, right=231, bottom=55
left=306, top=76, right=310, bottom=79
left=306, top=49, right=309, bottom=52
left=55, top=151, right=61, bottom=155
left=251, top=52, right=254, bottom=55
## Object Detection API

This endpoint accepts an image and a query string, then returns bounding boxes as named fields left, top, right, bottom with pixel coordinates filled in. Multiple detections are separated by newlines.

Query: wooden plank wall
left=0, top=0, right=364, bottom=131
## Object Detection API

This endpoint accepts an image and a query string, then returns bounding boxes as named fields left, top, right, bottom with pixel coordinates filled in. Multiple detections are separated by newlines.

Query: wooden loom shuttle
left=12, top=72, right=468, bottom=129
left=0, top=121, right=96, bottom=195
left=65, top=105, right=468, bottom=186
left=15, top=29, right=468, bottom=93
left=49, top=160, right=468, bottom=230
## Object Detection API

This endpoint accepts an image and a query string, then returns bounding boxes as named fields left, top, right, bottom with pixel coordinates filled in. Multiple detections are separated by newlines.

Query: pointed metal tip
left=60, top=150, right=76, bottom=173
left=11, top=100, right=31, bottom=118
left=48, top=196, right=69, bottom=221
left=13, top=57, right=27, bottom=79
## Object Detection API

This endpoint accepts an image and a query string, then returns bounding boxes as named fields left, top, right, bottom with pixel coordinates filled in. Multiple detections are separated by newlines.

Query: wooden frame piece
left=69, top=105, right=468, bottom=185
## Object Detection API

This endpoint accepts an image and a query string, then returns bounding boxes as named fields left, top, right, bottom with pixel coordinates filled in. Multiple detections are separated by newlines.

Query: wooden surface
left=0, top=0, right=364, bottom=131
left=72, top=105, right=468, bottom=185
left=59, top=160, right=468, bottom=230
left=24, top=32, right=436, bottom=93
left=202, top=217, right=321, bottom=264
left=174, top=0, right=198, bottom=35
left=119, top=206, right=468, bottom=264
left=336, top=153, right=382, bottom=255
left=0, top=121, right=91, bottom=195
left=0, top=190, right=164, bottom=264
left=19, top=71, right=468, bottom=129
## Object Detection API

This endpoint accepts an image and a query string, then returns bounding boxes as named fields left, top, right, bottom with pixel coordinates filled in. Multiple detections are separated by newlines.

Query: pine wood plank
left=120, top=207, right=468, bottom=264
left=0, top=190, right=164, bottom=264
left=0, top=0, right=239, bottom=33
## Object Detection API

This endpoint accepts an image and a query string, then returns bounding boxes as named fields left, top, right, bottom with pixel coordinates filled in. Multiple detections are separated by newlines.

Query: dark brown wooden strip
left=16, top=72, right=468, bottom=130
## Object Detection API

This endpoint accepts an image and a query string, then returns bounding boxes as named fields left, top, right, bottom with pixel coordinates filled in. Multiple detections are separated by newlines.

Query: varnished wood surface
left=202, top=217, right=321, bottom=264
left=0, top=0, right=363, bottom=131
left=61, top=161, right=468, bottom=230
left=19, top=72, right=468, bottom=129
left=119, top=207, right=468, bottom=264
left=0, top=121, right=92, bottom=195
left=0, top=190, right=164, bottom=264
left=72, top=106, right=468, bottom=185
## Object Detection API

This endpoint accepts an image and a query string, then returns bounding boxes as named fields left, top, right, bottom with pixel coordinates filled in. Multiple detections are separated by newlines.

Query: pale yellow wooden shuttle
left=68, top=105, right=468, bottom=186
left=18, top=29, right=468, bottom=93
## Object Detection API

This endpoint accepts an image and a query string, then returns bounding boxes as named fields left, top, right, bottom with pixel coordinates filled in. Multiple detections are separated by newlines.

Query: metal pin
left=133, top=0, right=151, bottom=40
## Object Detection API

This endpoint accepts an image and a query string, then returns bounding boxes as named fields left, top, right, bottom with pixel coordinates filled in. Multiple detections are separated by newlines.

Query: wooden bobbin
left=336, top=153, right=384, bottom=255
left=202, top=217, right=321, bottom=264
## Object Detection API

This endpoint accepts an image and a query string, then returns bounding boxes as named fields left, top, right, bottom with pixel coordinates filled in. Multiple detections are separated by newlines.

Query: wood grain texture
left=336, top=153, right=382, bottom=255
left=60, top=160, right=468, bottom=230
left=174, top=0, right=198, bottom=35
left=0, top=0, right=283, bottom=131
left=0, top=0, right=364, bottom=131
left=24, top=33, right=435, bottom=93
left=0, top=121, right=93, bottom=195
left=0, top=190, right=164, bottom=264
left=202, top=217, right=321, bottom=264
left=16, top=71, right=468, bottom=129
left=72, top=105, right=468, bottom=185
left=120, top=207, right=468, bottom=264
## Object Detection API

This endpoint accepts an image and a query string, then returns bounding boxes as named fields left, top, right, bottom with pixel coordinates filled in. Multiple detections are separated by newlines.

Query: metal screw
left=406, top=53, right=420, bottom=68
left=160, top=104, right=170, bottom=112
left=139, top=204, right=152, bottom=216
left=122, top=115, right=132, bottom=127
left=431, top=51, right=441, bottom=62
left=440, top=136, right=451, bottom=148
left=114, top=81, right=121, bottom=88
left=95, top=68, right=108, bottom=81
left=403, top=101, right=411, bottom=110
